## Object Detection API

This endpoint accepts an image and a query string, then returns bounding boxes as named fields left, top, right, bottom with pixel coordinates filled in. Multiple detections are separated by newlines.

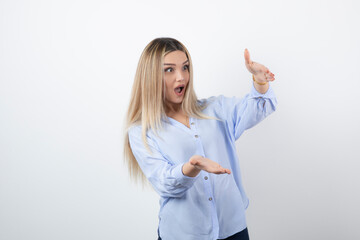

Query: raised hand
left=189, top=155, right=231, bottom=174
left=244, top=48, right=275, bottom=84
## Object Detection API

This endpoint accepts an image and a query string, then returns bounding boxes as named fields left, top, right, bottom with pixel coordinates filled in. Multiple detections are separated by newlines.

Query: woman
left=124, top=37, right=277, bottom=240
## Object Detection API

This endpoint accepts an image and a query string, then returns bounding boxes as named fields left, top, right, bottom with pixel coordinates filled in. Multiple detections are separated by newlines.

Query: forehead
left=164, top=50, right=188, bottom=63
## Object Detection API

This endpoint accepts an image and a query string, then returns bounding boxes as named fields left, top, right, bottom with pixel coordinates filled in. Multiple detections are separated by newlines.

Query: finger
left=212, top=165, right=224, bottom=173
left=215, top=169, right=227, bottom=174
left=218, top=168, right=231, bottom=174
left=244, top=48, right=252, bottom=65
left=265, top=69, right=275, bottom=77
left=268, top=72, right=275, bottom=78
left=220, top=167, right=231, bottom=174
left=265, top=72, right=275, bottom=81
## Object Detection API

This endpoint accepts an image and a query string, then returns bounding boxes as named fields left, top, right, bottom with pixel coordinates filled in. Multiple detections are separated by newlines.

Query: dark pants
left=157, top=227, right=249, bottom=240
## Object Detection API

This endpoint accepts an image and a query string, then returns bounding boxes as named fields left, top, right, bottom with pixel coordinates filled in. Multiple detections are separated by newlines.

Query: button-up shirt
left=128, top=83, right=277, bottom=240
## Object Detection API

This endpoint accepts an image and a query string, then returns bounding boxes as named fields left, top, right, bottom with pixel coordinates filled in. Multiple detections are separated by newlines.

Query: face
left=163, top=50, right=190, bottom=108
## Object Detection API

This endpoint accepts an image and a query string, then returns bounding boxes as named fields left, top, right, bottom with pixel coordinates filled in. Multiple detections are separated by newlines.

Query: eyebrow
left=164, top=59, right=189, bottom=66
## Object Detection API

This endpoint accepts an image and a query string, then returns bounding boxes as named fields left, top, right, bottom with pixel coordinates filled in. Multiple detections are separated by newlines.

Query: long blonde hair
left=124, top=37, right=210, bottom=184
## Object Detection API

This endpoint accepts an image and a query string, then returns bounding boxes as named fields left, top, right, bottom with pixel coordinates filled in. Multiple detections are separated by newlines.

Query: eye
left=164, top=67, right=173, bottom=73
left=183, top=65, right=189, bottom=71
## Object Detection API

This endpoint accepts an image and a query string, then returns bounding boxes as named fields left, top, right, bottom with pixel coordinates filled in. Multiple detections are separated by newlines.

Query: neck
left=165, top=102, right=183, bottom=117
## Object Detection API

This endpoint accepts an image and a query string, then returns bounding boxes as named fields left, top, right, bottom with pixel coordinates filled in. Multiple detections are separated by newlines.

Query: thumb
left=244, top=48, right=251, bottom=65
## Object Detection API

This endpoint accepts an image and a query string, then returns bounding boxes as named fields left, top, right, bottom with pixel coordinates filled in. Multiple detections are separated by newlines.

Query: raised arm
left=217, top=49, right=277, bottom=141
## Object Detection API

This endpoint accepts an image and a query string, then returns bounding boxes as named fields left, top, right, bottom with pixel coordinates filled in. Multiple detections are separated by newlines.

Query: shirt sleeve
left=128, top=125, right=199, bottom=198
left=219, top=82, right=278, bottom=141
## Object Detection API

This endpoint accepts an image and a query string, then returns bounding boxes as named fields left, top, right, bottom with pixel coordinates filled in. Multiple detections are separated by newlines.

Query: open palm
left=244, top=49, right=275, bottom=83
left=190, top=155, right=231, bottom=175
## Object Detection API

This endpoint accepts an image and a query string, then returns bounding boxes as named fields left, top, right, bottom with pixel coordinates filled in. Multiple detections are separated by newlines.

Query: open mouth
left=174, top=85, right=185, bottom=96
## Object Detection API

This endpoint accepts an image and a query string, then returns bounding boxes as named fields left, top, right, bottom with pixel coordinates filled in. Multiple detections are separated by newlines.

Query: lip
left=174, top=84, right=185, bottom=96
left=174, top=84, right=185, bottom=89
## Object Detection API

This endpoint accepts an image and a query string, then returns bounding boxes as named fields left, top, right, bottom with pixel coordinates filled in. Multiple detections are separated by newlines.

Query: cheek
left=165, top=80, right=171, bottom=88
left=185, top=78, right=190, bottom=87
left=163, top=80, right=173, bottom=98
left=185, top=73, right=190, bottom=83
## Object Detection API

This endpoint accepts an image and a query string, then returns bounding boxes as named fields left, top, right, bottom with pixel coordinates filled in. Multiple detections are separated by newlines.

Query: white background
left=1, top=0, right=359, bottom=239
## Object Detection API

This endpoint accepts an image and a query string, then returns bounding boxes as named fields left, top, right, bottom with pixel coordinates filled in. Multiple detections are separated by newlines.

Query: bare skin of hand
left=244, top=48, right=275, bottom=84
left=182, top=155, right=231, bottom=177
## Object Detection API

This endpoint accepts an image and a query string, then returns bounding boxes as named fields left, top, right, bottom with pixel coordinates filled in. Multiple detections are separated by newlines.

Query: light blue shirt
left=128, top=83, right=277, bottom=240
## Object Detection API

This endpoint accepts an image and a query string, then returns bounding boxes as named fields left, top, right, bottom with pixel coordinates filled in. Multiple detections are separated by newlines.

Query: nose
left=176, top=70, right=185, bottom=82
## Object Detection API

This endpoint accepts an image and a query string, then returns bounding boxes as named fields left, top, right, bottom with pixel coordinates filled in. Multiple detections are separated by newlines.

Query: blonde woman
left=124, top=38, right=277, bottom=240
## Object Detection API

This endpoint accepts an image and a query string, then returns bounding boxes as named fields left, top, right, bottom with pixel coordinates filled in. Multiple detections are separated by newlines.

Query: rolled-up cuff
left=250, top=81, right=276, bottom=99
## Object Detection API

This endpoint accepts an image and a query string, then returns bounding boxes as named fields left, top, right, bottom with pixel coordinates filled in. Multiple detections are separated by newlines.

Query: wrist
left=183, top=161, right=201, bottom=177
left=253, top=74, right=268, bottom=85
left=189, top=155, right=203, bottom=166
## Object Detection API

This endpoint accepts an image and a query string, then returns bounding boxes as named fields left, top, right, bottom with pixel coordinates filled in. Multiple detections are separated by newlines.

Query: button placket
left=190, top=118, right=199, bottom=139
left=192, top=119, right=215, bottom=206
left=190, top=118, right=219, bottom=236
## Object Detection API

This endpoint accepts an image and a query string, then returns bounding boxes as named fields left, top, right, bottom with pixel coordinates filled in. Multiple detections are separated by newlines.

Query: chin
left=170, top=98, right=184, bottom=105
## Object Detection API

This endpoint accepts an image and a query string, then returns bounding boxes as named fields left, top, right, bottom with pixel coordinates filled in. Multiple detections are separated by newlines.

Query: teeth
left=175, top=86, right=184, bottom=93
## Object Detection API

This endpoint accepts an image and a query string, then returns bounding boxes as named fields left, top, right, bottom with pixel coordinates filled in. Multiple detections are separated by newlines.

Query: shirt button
left=195, top=135, right=199, bottom=138
left=191, top=122, right=195, bottom=125
left=208, top=197, right=212, bottom=201
left=204, top=176, right=208, bottom=180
